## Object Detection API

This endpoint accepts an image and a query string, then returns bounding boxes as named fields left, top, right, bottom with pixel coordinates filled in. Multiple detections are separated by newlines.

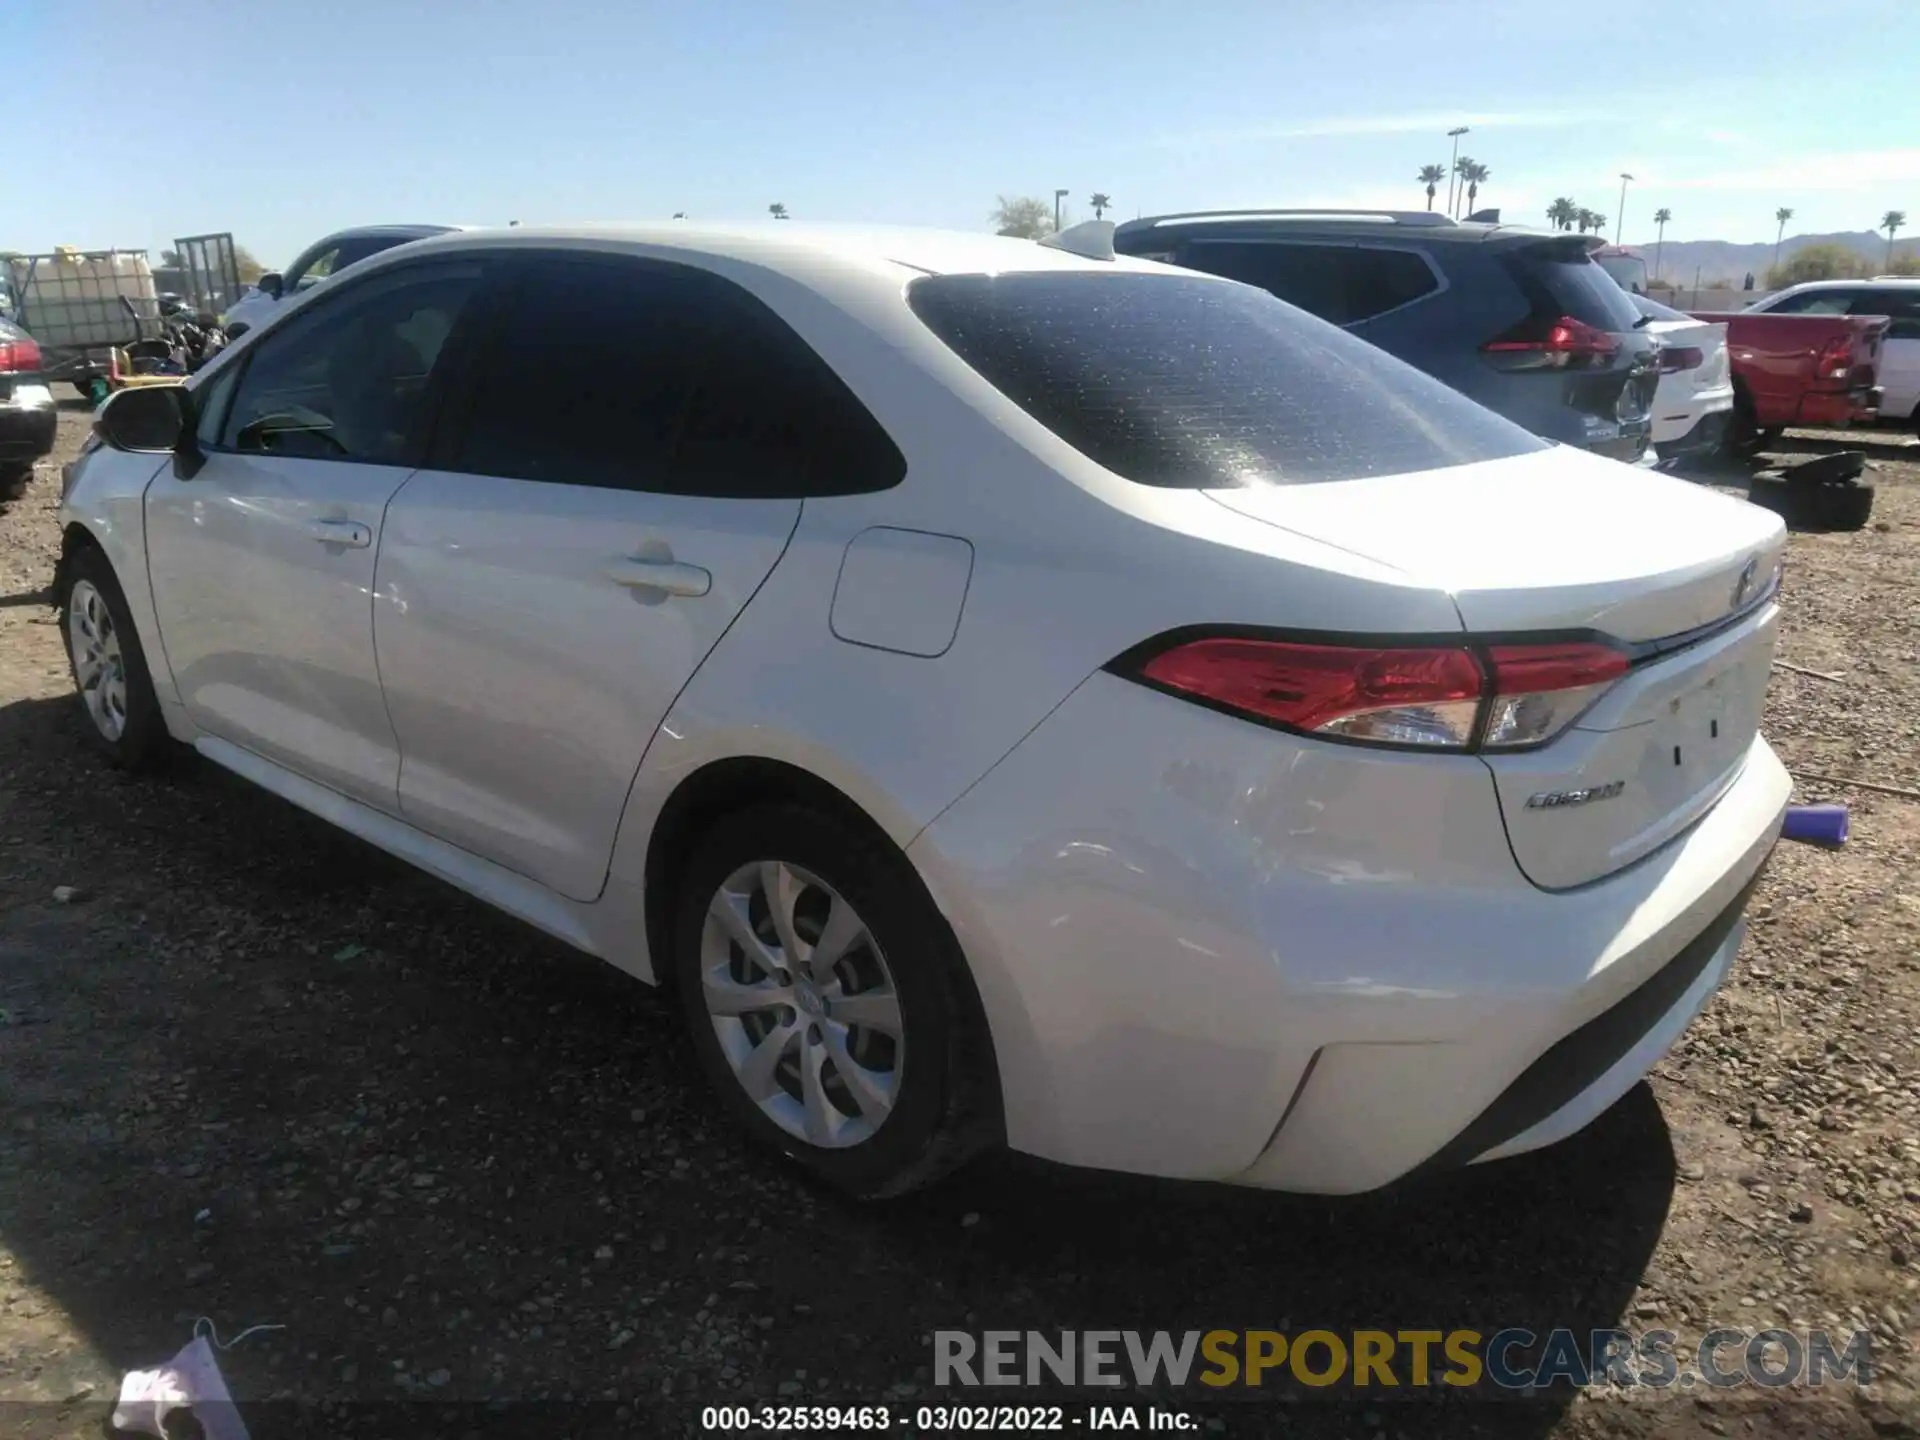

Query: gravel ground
left=1, top=406, right=1917, bottom=1439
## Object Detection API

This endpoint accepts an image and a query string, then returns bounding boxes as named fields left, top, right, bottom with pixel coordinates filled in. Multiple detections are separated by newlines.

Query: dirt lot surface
left=2, top=406, right=1917, bottom=1438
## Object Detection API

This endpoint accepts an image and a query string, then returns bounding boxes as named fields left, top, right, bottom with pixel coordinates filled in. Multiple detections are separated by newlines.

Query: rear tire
left=670, top=803, right=995, bottom=1199
left=58, top=544, right=171, bottom=770
left=1727, top=391, right=1784, bottom=460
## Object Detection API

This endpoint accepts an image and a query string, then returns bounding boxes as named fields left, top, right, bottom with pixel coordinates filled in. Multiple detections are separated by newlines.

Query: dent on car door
left=372, top=253, right=904, bottom=902
left=143, top=259, right=491, bottom=804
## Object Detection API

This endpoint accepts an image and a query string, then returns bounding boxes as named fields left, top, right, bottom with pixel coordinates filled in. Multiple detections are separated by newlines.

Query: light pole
left=1616, top=173, right=1633, bottom=245
left=1054, top=189, right=1069, bottom=232
left=1445, top=126, right=1469, bottom=215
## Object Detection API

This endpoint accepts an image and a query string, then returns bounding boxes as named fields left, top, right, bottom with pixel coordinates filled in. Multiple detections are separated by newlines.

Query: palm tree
left=1418, top=164, right=1447, bottom=211
left=1774, top=207, right=1794, bottom=273
left=768, top=202, right=790, bottom=221
left=1575, top=207, right=1598, bottom=234
left=1089, top=192, right=1112, bottom=219
left=1546, top=197, right=1577, bottom=231
left=1460, top=161, right=1490, bottom=216
left=1451, top=155, right=1478, bottom=217
left=1883, top=209, right=1907, bottom=268
left=1588, top=211, right=1607, bottom=237
left=1652, top=207, right=1672, bottom=282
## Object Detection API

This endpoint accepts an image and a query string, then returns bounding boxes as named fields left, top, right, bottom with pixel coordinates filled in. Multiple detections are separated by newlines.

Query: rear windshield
left=1511, top=243, right=1643, bottom=331
left=907, top=271, right=1544, bottom=488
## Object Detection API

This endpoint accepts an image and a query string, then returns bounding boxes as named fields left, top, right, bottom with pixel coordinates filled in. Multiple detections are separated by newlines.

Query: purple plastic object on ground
left=1782, top=803, right=1849, bottom=847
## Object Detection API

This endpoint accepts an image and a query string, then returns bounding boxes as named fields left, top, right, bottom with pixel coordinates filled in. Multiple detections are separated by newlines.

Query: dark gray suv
left=1113, top=210, right=1660, bottom=463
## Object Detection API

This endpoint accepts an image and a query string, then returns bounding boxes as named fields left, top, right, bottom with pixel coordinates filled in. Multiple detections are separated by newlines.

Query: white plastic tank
left=7, top=248, right=159, bottom=347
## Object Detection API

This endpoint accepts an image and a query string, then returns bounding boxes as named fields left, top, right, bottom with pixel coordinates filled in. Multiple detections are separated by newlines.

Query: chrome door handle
left=304, top=518, right=372, bottom=549
left=604, top=557, right=711, bottom=598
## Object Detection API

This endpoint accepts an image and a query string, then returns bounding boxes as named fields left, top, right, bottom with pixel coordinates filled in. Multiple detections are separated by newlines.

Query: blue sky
left=15, top=0, right=1918, bottom=266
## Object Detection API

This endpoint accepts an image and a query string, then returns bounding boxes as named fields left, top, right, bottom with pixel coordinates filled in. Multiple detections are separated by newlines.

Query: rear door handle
left=604, top=557, right=711, bottom=598
left=304, top=518, right=372, bottom=549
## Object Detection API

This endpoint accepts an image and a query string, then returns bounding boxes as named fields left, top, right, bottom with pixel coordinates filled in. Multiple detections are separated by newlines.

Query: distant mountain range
left=1641, top=230, right=1918, bottom=285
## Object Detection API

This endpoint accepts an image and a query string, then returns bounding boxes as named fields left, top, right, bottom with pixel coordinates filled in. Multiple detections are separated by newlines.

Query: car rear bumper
left=1654, top=406, right=1733, bottom=460
left=910, top=673, right=1790, bottom=1191
left=1796, top=385, right=1881, bottom=428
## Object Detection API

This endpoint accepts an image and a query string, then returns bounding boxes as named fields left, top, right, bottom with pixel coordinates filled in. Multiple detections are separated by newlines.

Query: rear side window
left=446, top=255, right=904, bottom=498
left=1506, top=242, right=1642, bottom=331
left=1765, top=289, right=1852, bottom=316
left=1178, top=242, right=1440, bottom=325
left=908, top=271, right=1543, bottom=488
left=1845, top=289, right=1920, bottom=340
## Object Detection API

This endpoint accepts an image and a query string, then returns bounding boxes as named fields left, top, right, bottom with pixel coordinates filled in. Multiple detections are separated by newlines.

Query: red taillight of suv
left=1658, top=346, right=1705, bottom=373
left=1118, top=636, right=1630, bottom=752
left=0, top=337, right=41, bottom=373
left=1481, top=315, right=1619, bottom=371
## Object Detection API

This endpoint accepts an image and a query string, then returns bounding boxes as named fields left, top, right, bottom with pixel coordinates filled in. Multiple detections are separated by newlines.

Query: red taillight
left=0, top=338, right=40, bottom=373
left=1123, top=636, right=1629, bottom=751
left=1482, top=314, right=1619, bottom=370
left=1814, top=336, right=1854, bottom=381
left=1658, top=346, right=1704, bottom=373
left=1485, top=641, right=1631, bottom=694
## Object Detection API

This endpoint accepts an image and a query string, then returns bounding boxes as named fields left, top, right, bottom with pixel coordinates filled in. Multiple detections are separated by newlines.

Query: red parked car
left=1691, top=309, right=1886, bottom=454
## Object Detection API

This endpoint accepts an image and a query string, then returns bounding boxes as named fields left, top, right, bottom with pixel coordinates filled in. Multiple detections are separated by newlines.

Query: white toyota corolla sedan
left=58, top=221, right=1790, bottom=1198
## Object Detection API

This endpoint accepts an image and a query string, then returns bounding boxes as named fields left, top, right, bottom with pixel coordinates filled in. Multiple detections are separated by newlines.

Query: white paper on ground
left=112, top=1334, right=249, bottom=1440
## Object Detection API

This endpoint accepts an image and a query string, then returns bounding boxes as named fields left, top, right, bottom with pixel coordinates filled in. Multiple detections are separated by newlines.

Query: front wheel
left=59, top=545, right=170, bottom=769
left=671, top=804, right=995, bottom=1198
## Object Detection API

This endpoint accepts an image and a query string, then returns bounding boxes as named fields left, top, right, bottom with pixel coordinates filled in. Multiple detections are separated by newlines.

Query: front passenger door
left=145, top=259, right=491, bottom=806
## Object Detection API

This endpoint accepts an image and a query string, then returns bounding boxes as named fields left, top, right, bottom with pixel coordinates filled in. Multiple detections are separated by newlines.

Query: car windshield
left=1596, top=252, right=1649, bottom=296
left=907, top=271, right=1544, bottom=488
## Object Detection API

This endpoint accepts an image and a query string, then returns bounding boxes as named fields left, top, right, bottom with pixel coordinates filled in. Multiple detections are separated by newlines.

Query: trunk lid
left=1205, top=446, right=1785, bottom=642
left=1206, top=446, right=1787, bottom=887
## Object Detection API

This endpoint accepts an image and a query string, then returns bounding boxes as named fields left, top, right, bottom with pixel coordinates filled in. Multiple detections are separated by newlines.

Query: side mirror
left=98, top=385, right=186, bottom=453
left=257, top=272, right=284, bottom=300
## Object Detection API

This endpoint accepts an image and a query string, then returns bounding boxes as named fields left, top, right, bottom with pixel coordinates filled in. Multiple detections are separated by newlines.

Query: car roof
left=388, top=222, right=1177, bottom=278
left=298, top=224, right=463, bottom=254
left=1780, top=276, right=1920, bottom=289
left=1114, top=209, right=1585, bottom=248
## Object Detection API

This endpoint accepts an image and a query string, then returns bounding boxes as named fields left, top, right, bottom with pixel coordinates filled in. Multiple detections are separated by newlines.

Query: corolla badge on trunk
left=1525, top=780, right=1626, bottom=811
left=1731, top=556, right=1759, bottom=610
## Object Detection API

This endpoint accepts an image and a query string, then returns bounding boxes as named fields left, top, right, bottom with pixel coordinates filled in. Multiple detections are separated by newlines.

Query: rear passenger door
left=372, top=251, right=905, bottom=901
